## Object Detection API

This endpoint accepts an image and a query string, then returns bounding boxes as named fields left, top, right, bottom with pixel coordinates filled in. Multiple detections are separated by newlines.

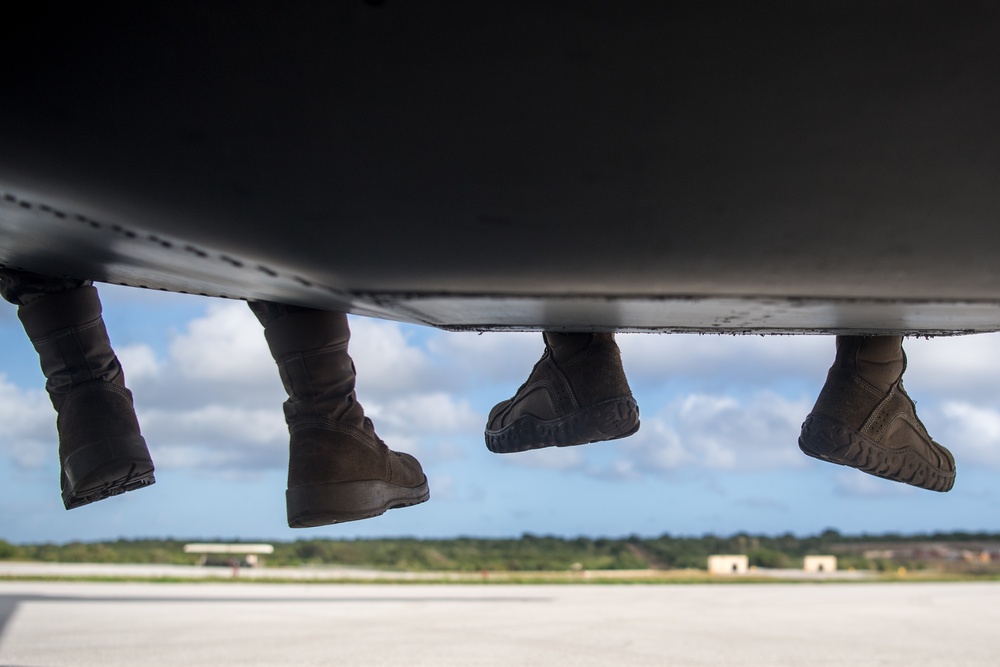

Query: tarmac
left=1, top=578, right=998, bottom=666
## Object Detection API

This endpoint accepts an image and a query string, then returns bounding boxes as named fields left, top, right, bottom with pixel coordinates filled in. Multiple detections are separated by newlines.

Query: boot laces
left=362, top=417, right=387, bottom=446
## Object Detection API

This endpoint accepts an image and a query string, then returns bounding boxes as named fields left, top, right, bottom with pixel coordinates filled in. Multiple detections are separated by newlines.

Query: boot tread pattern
left=485, top=396, right=639, bottom=454
left=799, top=413, right=954, bottom=493
left=62, top=460, right=156, bottom=509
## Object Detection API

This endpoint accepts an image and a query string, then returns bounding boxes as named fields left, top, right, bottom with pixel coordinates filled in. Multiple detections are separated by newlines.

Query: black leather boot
left=252, top=304, right=429, bottom=527
left=16, top=285, right=155, bottom=509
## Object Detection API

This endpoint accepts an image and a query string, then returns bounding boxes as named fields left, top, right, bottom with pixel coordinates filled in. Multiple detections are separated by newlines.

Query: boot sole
left=798, top=413, right=955, bottom=492
left=286, top=478, right=430, bottom=528
left=485, top=397, right=640, bottom=454
left=61, top=435, right=156, bottom=510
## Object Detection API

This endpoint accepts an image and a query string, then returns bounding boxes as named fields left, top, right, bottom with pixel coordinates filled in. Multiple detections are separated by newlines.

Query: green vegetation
left=2, top=529, right=999, bottom=574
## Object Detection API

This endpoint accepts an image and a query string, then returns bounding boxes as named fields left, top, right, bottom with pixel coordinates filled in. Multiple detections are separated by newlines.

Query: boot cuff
left=264, top=309, right=351, bottom=358
left=18, top=286, right=103, bottom=339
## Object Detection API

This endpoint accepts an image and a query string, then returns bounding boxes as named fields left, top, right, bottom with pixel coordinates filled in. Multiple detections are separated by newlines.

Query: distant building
left=184, top=543, right=274, bottom=568
left=708, top=554, right=749, bottom=575
left=803, top=555, right=837, bottom=573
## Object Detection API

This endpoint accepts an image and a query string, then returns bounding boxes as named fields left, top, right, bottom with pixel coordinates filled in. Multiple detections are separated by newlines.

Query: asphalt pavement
left=1, top=580, right=997, bottom=666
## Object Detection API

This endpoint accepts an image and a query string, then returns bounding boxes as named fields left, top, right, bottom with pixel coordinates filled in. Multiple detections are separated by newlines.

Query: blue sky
left=1, top=284, right=999, bottom=544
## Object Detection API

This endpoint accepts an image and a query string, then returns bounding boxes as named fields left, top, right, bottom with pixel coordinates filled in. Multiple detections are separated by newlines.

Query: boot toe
left=286, top=424, right=430, bottom=527
left=389, top=450, right=428, bottom=488
left=932, top=439, right=956, bottom=473
left=486, top=399, right=513, bottom=430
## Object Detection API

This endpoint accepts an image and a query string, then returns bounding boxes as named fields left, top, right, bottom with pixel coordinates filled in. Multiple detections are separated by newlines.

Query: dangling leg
left=484, top=331, right=639, bottom=453
left=799, top=335, right=955, bottom=492
left=250, top=301, right=429, bottom=527
left=0, top=269, right=154, bottom=509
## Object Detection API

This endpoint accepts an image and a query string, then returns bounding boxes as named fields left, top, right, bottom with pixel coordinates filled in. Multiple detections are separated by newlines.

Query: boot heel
left=286, top=479, right=430, bottom=528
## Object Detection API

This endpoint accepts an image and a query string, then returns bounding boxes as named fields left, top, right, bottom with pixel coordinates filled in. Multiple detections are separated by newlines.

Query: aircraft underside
left=1, top=2, right=998, bottom=334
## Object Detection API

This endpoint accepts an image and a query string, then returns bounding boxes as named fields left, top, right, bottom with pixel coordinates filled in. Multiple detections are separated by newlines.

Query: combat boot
left=485, top=332, right=639, bottom=453
left=799, top=335, right=955, bottom=492
left=17, top=286, right=154, bottom=509
left=256, top=306, right=429, bottom=527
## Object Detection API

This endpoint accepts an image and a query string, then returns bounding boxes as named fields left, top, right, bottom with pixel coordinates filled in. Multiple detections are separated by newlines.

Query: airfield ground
left=1, top=576, right=997, bottom=666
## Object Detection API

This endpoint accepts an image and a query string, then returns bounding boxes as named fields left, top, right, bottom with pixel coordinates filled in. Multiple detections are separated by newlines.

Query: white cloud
left=617, top=333, right=832, bottom=385
left=469, top=389, right=815, bottom=480
left=138, top=405, right=287, bottom=471
left=142, top=405, right=287, bottom=445
left=935, top=401, right=1000, bottom=468
left=371, top=393, right=481, bottom=435
left=635, top=391, right=811, bottom=472
left=117, top=343, right=162, bottom=382
left=151, top=443, right=279, bottom=476
left=119, top=303, right=283, bottom=411
left=903, top=333, right=1000, bottom=399
left=426, top=331, right=544, bottom=384
left=624, top=419, right=692, bottom=472
left=168, top=303, right=273, bottom=384
left=433, top=331, right=834, bottom=390
left=348, top=316, right=436, bottom=393
left=0, top=374, right=55, bottom=469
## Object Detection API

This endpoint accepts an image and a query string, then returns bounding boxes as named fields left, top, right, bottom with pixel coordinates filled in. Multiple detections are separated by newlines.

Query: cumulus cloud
left=617, top=333, right=832, bottom=386
left=0, top=374, right=55, bottom=469
left=168, top=303, right=273, bottom=384
left=426, top=331, right=544, bottom=385
left=349, top=317, right=437, bottom=394
left=622, top=391, right=811, bottom=474
left=130, top=339, right=289, bottom=472
left=622, top=419, right=692, bottom=472
left=140, top=404, right=286, bottom=446
left=117, top=343, right=162, bottom=382
left=502, top=390, right=813, bottom=480
left=903, top=333, right=1000, bottom=400
left=369, top=393, right=481, bottom=436
left=119, top=305, right=283, bottom=413
left=934, top=401, right=1000, bottom=468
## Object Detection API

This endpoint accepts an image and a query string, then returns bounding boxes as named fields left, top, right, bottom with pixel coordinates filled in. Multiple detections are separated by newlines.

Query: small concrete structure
left=803, top=555, right=837, bottom=573
left=708, top=555, right=749, bottom=575
left=184, top=543, right=274, bottom=568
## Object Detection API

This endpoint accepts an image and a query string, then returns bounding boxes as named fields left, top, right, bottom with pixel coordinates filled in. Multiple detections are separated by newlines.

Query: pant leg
left=0, top=268, right=90, bottom=306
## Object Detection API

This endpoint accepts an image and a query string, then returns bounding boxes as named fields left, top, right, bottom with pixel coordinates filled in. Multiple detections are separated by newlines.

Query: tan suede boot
left=485, top=332, right=639, bottom=453
left=17, top=286, right=155, bottom=509
left=255, top=306, right=429, bottom=527
left=799, top=335, right=955, bottom=492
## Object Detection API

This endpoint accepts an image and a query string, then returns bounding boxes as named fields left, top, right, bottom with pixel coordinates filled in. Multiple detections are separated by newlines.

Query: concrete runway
left=1, top=581, right=998, bottom=666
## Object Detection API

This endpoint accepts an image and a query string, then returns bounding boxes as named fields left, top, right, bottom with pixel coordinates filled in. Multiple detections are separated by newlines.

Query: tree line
left=2, top=530, right=998, bottom=572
